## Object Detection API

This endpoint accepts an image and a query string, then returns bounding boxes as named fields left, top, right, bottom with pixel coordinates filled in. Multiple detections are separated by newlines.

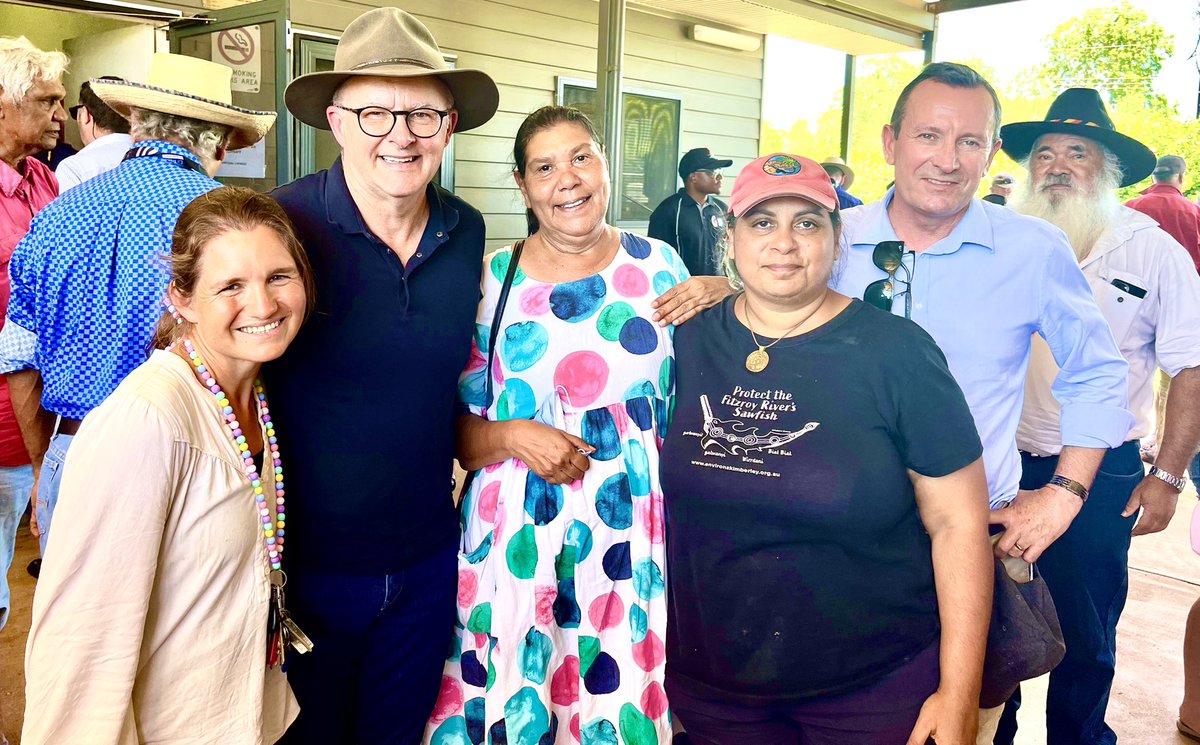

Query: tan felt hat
left=820, top=156, right=855, bottom=190
left=285, top=7, right=499, bottom=133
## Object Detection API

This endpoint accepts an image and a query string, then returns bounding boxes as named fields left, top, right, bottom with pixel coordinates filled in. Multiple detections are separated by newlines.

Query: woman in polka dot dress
left=424, top=108, right=730, bottom=744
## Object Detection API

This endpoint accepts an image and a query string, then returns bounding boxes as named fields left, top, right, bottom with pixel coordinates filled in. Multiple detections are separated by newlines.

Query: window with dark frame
left=559, top=81, right=682, bottom=224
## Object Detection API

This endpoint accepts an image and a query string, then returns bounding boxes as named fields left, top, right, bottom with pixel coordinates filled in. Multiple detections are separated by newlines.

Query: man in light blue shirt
left=54, top=77, right=132, bottom=192
left=830, top=66, right=1132, bottom=738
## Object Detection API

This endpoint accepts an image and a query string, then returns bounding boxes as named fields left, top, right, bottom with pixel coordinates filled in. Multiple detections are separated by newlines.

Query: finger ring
left=576, top=448, right=589, bottom=456
left=1014, top=543, right=1026, bottom=551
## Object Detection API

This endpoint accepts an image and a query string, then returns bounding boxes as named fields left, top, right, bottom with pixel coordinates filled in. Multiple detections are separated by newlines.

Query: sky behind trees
left=762, top=0, right=1199, bottom=129
left=759, top=0, right=1200, bottom=204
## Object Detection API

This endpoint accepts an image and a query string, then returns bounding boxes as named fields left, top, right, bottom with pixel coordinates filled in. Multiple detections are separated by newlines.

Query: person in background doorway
left=0, top=34, right=65, bottom=745
left=55, top=76, right=132, bottom=192
left=821, top=155, right=863, bottom=208
left=649, top=147, right=732, bottom=276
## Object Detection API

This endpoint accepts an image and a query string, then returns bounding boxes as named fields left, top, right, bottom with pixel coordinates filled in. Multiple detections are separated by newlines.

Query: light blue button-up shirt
left=832, top=193, right=1132, bottom=507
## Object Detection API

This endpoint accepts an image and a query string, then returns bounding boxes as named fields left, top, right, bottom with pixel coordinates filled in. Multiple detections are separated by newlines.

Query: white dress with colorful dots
left=424, top=232, right=689, bottom=745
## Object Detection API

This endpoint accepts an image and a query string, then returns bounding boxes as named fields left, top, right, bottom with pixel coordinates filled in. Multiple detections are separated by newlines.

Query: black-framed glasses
left=68, top=104, right=82, bottom=120
left=863, top=240, right=913, bottom=318
left=333, top=105, right=449, bottom=138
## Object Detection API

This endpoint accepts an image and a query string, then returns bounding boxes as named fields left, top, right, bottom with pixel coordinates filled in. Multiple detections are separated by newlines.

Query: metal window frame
left=556, top=76, right=684, bottom=229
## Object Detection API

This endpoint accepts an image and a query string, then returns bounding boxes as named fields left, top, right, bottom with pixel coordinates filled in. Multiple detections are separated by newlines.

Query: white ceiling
left=633, top=0, right=937, bottom=55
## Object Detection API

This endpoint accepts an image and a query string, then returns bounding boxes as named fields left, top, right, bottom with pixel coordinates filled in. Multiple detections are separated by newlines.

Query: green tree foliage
left=761, top=55, right=924, bottom=204
left=1038, top=1, right=1173, bottom=104
left=762, top=3, right=1200, bottom=204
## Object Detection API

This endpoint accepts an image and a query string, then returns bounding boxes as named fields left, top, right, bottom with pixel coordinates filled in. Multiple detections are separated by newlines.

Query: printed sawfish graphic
left=698, top=395, right=819, bottom=455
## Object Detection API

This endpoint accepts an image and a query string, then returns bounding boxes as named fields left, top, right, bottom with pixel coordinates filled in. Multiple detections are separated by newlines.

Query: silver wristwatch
left=1148, top=465, right=1187, bottom=492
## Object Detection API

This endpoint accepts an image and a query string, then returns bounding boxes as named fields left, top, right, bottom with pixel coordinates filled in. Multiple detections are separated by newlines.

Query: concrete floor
left=1, top=494, right=1197, bottom=744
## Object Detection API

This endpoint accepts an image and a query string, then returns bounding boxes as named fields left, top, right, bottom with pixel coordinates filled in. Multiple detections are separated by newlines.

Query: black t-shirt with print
left=661, top=297, right=982, bottom=704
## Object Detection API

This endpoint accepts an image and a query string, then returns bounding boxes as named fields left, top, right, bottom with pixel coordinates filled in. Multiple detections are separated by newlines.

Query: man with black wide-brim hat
left=995, top=87, right=1200, bottom=745
left=267, top=8, right=499, bottom=743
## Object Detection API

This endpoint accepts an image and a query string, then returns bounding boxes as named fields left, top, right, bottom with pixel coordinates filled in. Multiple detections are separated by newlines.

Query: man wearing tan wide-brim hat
left=820, top=155, right=863, bottom=209
left=0, top=53, right=276, bottom=579
left=266, top=7, right=498, bottom=744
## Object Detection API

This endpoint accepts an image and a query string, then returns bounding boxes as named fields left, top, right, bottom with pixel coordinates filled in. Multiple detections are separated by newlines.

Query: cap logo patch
left=763, top=154, right=801, bottom=176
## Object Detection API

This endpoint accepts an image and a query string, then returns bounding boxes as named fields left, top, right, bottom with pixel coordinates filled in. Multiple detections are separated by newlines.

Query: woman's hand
left=652, top=276, right=736, bottom=327
left=507, top=419, right=595, bottom=485
left=906, top=688, right=977, bottom=745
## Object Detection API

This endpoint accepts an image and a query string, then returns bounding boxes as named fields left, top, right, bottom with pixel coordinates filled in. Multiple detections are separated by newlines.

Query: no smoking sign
left=211, top=25, right=261, bottom=93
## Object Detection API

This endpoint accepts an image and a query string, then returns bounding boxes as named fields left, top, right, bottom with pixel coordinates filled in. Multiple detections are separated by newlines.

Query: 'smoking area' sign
left=211, top=26, right=261, bottom=93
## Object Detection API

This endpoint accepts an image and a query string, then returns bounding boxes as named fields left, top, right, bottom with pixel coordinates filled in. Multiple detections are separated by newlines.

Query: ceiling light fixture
left=689, top=25, right=761, bottom=53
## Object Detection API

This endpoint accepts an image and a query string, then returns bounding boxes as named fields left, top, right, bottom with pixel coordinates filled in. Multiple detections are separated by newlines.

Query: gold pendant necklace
left=743, top=295, right=823, bottom=373
left=745, top=347, right=770, bottom=373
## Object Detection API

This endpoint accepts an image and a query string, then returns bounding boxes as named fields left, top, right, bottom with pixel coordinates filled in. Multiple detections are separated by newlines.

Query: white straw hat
left=92, top=54, right=276, bottom=151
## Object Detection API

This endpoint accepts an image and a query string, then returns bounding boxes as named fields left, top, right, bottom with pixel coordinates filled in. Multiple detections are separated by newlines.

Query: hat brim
left=91, top=79, right=276, bottom=152
left=284, top=66, right=499, bottom=133
left=821, top=162, right=854, bottom=190
left=732, top=187, right=838, bottom=218
left=682, top=158, right=734, bottom=179
left=1000, top=121, right=1156, bottom=188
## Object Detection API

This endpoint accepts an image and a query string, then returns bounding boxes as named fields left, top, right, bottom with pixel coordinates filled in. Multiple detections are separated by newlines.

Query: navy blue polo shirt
left=269, top=160, right=484, bottom=574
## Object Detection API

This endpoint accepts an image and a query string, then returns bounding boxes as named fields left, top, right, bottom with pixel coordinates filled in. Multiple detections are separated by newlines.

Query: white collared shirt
left=53, top=132, right=132, bottom=192
left=1018, top=206, right=1200, bottom=455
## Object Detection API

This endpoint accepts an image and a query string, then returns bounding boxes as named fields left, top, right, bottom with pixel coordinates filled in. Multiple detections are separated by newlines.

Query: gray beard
left=1011, top=183, right=1120, bottom=262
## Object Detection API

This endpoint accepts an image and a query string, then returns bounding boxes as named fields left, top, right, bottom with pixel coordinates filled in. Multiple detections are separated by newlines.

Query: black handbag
left=979, top=553, right=1066, bottom=708
left=457, top=241, right=524, bottom=501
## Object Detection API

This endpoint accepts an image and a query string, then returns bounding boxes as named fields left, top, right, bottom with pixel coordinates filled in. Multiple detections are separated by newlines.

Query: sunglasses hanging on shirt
left=862, top=240, right=914, bottom=319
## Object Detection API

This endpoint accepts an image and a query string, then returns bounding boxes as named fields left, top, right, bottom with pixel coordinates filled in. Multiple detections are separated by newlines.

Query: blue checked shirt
left=832, top=192, right=1132, bottom=508
left=0, top=141, right=219, bottom=420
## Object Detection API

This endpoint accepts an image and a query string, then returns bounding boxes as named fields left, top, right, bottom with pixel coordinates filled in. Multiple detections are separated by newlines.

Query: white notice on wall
left=211, top=25, right=261, bottom=93
left=217, top=137, right=267, bottom=180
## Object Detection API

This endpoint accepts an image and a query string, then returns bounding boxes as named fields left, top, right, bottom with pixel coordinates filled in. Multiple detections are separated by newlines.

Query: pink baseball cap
left=729, top=153, right=839, bottom=217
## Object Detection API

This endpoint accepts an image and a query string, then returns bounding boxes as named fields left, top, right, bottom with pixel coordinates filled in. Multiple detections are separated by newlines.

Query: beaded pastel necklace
left=183, top=339, right=285, bottom=570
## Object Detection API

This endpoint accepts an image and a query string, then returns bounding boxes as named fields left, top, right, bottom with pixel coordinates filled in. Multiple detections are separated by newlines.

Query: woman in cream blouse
left=22, top=187, right=314, bottom=744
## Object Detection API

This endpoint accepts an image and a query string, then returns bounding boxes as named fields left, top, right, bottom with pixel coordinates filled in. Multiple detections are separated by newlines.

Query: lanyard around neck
left=122, top=145, right=207, bottom=175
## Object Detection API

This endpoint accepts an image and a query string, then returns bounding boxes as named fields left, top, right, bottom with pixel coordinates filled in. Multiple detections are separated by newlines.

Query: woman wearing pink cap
left=660, top=154, right=993, bottom=744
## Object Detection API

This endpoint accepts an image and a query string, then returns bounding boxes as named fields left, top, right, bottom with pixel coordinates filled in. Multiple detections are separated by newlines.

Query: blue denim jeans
left=276, top=544, right=457, bottom=745
left=0, top=464, right=34, bottom=632
left=995, top=441, right=1141, bottom=745
left=1189, top=451, right=1200, bottom=482
left=34, top=432, right=73, bottom=557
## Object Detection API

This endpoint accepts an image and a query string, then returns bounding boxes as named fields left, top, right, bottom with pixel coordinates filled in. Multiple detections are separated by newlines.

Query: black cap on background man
left=648, top=147, right=734, bottom=276
left=678, top=147, right=732, bottom=181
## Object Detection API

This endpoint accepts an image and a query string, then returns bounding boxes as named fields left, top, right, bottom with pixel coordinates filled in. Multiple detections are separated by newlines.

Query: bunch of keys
left=267, top=569, right=314, bottom=669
